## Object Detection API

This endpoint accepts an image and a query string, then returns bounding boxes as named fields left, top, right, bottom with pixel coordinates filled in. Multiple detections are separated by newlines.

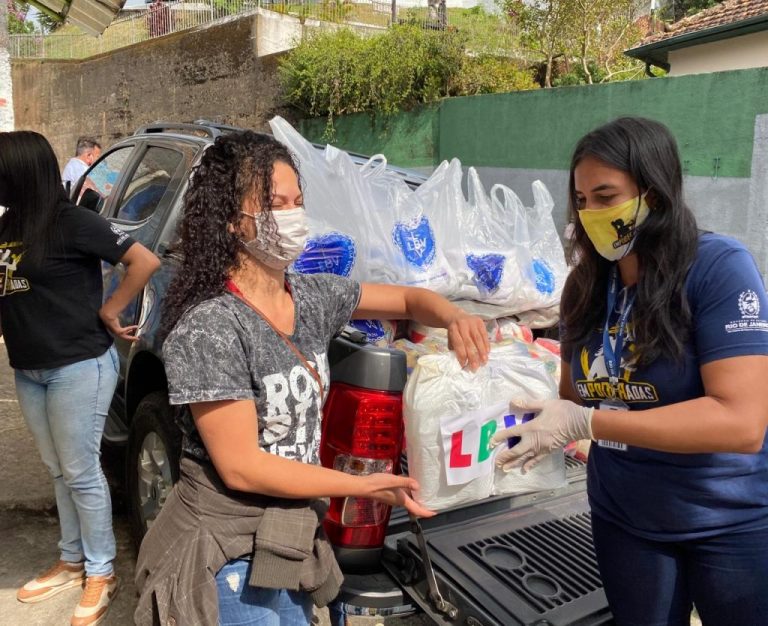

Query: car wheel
left=126, top=391, right=181, bottom=548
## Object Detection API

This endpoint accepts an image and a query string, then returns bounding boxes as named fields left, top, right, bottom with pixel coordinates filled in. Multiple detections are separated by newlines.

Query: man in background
left=62, top=137, right=101, bottom=194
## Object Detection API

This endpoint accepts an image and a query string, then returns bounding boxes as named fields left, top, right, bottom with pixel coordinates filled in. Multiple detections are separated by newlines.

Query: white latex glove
left=490, top=398, right=594, bottom=473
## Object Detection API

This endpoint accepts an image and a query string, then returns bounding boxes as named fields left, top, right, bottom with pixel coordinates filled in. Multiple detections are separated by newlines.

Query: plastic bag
left=486, top=181, right=567, bottom=312
left=361, top=160, right=457, bottom=296
left=451, top=171, right=567, bottom=315
left=269, top=116, right=367, bottom=281
left=453, top=167, right=507, bottom=301
left=347, top=319, right=399, bottom=346
left=403, top=343, right=565, bottom=511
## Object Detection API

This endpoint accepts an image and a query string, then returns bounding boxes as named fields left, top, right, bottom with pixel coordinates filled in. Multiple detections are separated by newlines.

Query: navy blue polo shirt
left=564, top=233, right=768, bottom=540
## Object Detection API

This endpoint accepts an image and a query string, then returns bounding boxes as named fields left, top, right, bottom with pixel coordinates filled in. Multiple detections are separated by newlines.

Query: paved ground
left=0, top=342, right=428, bottom=626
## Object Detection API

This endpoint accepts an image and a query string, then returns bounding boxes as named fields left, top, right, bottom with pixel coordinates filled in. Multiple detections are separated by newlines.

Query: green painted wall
left=439, top=68, right=768, bottom=178
left=299, top=105, right=440, bottom=168
left=300, top=67, right=768, bottom=178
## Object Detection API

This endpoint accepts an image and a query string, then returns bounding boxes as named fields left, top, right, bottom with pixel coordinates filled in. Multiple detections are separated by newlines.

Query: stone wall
left=11, top=14, right=292, bottom=164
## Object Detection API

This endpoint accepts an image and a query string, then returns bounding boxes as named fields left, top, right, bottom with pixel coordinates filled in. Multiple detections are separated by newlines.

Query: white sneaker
left=16, top=560, right=85, bottom=603
left=71, top=574, right=119, bottom=626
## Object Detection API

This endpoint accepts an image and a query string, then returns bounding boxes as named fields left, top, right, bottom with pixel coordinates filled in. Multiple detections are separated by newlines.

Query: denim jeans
left=215, top=559, right=314, bottom=626
left=15, top=346, right=119, bottom=577
left=591, top=513, right=768, bottom=626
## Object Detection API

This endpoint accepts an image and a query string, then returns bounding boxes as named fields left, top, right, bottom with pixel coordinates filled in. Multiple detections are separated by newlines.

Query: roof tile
left=641, top=0, right=768, bottom=45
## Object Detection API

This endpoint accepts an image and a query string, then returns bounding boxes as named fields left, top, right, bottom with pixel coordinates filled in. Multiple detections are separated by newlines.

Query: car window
left=114, top=146, right=184, bottom=223
left=76, top=146, right=134, bottom=213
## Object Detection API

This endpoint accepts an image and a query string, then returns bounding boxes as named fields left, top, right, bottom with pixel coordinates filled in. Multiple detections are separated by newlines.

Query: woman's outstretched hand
left=363, top=473, right=436, bottom=518
left=447, top=313, right=490, bottom=372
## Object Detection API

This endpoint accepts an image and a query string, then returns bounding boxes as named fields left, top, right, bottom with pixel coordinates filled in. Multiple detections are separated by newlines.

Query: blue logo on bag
left=466, top=253, right=505, bottom=295
left=349, top=319, right=386, bottom=343
left=532, top=258, right=555, bottom=294
left=392, top=216, right=436, bottom=269
left=292, top=232, right=356, bottom=277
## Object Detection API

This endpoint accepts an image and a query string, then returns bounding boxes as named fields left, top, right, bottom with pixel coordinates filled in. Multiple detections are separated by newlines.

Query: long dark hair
left=0, top=131, right=68, bottom=267
left=561, top=117, right=698, bottom=365
left=161, top=130, right=301, bottom=337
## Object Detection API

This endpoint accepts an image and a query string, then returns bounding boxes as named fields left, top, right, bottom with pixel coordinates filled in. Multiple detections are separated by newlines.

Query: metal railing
left=10, top=0, right=256, bottom=59
left=9, top=0, right=469, bottom=59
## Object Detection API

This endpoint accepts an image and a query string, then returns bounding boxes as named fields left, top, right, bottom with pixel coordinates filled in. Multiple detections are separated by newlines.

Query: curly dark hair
left=161, top=130, right=302, bottom=337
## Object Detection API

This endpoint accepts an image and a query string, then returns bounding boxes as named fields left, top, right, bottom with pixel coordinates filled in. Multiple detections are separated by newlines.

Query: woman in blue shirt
left=492, top=117, right=768, bottom=625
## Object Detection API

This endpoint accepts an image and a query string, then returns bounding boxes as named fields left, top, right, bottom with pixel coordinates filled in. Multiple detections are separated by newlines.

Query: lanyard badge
left=597, top=265, right=633, bottom=451
left=601, top=265, right=635, bottom=411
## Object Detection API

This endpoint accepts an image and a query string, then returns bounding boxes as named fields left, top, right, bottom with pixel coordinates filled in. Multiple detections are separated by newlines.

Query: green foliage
left=7, top=0, right=35, bottom=34
left=553, top=61, right=606, bottom=86
left=36, top=12, right=64, bottom=33
left=279, top=25, right=541, bottom=135
left=498, top=0, right=644, bottom=87
left=660, top=0, right=722, bottom=22
left=270, top=0, right=353, bottom=24
left=456, top=55, right=538, bottom=95
left=279, top=25, right=472, bottom=134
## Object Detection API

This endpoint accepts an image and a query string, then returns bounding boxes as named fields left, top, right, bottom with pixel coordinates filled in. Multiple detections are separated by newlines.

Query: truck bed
left=382, top=458, right=613, bottom=625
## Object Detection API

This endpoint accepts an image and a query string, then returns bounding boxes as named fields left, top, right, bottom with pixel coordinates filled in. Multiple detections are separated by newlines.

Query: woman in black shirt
left=0, top=131, right=159, bottom=626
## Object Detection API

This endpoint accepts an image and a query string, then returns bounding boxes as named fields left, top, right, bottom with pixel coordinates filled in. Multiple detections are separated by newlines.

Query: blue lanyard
left=603, top=265, right=635, bottom=393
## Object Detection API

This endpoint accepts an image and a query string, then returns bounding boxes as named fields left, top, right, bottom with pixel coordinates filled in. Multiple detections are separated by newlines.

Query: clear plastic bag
left=360, top=161, right=457, bottom=296
left=453, top=167, right=508, bottom=301
left=269, top=116, right=368, bottom=281
left=459, top=179, right=567, bottom=313
left=403, top=342, right=565, bottom=511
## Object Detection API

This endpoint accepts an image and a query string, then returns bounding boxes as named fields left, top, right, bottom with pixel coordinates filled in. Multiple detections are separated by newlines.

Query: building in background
left=627, top=0, right=768, bottom=75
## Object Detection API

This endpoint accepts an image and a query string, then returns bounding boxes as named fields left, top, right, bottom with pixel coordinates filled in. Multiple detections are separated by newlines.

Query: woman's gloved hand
left=490, top=398, right=594, bottom=473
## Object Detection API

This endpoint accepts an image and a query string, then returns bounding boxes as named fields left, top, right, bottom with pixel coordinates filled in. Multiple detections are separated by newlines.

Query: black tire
left=126, top=391, right=181, bottom=550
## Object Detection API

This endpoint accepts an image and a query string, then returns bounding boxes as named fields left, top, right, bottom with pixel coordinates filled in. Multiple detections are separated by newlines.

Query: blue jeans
left=215, top=559, right=314, bottom=626
left=15, top=346, right=119, bottom=577
left=591, top=513, right=768, bottom=626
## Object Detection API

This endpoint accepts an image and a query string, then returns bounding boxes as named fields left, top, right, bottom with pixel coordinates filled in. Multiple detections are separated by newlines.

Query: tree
left=503, top=0, right=643, bottom=87
left=661, top=0, right=722, bottom=22
left=569, top=0, right=642, bottom=84
left=36, top=11, right=64, bottom=33
left=504, top=0, right=574, bottom=88
left=7, top=0, right=34, bottom=34
left=279, top=25, right=537, bottom=135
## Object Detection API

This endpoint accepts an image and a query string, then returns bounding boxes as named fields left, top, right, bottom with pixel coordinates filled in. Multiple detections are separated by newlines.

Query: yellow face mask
left=577, top=194, right=650, bottom=261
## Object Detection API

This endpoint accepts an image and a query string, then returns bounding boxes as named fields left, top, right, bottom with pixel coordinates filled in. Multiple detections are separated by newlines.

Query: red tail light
left=320, top=383, right=404, bottom=549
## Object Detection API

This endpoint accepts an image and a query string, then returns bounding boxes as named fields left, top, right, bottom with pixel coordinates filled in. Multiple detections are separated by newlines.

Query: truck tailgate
left=383, top=474, right=613, bottom=626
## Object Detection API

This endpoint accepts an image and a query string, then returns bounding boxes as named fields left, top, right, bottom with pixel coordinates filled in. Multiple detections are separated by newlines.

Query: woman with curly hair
left=491, top=117, right=768, bottom=625
left=134, top=130, right=490, bottom=626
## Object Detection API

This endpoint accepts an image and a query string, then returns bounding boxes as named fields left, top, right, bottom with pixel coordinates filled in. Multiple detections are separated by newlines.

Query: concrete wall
left=0, top=49, right=13, bottom=132
left=300, top=67, right=768, bottom=273
left=11, top=14, right=292, bottom=164
left=254, top=7, right=385, bottom=57
left=669, top=31, right=768, bottom=76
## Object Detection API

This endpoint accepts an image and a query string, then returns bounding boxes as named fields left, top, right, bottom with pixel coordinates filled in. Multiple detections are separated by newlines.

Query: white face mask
left=240, top=207, right=309, bottom=270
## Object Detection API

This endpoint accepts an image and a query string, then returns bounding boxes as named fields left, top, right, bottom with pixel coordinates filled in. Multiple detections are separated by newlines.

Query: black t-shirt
left=0, top=202, right=136, bottom=369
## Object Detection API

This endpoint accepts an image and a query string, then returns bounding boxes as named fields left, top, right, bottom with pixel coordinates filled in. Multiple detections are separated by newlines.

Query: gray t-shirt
left=163, top=272, right=361, bottom=464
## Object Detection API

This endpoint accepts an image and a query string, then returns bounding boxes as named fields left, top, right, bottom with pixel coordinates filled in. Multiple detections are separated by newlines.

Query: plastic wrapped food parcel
left=269, top=117, right=569, bottom=510
left=399, top=321, right=565, bottom=511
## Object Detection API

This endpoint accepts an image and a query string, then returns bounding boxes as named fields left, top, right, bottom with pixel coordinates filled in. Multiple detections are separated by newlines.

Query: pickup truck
left=74, top=120, right=613, bottom=626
